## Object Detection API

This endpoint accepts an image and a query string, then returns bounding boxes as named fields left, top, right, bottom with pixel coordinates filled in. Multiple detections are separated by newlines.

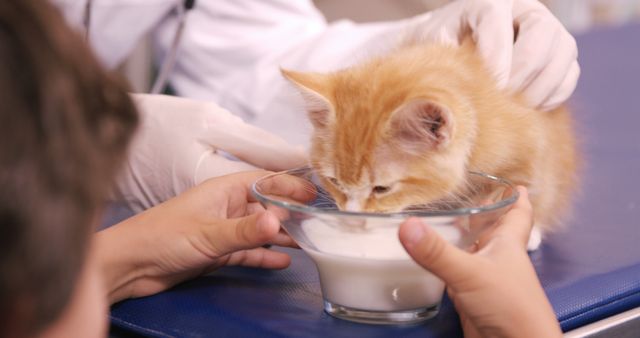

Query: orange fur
left=282, top=41, right=578, bottom=232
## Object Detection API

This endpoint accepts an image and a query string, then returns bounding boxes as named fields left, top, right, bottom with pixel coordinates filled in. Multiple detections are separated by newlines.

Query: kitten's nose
left=344, top=198, right=363, bottom=212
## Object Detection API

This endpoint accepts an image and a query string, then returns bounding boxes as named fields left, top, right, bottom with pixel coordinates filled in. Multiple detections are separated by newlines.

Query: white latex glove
left=403, top=0, right=579, bottom=111
left=114, top=94, right=308, bottom=212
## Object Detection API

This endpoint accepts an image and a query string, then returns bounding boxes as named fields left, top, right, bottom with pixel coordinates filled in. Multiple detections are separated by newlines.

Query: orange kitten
left=282, top=40, right=578, bottom=249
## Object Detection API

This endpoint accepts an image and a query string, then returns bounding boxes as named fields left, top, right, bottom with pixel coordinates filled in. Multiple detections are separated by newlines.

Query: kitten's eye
left=372, top=185, right=391, bottom=194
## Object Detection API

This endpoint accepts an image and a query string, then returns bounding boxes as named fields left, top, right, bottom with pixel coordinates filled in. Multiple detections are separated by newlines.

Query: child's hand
left=399, top=187, right=562, bottom=338
left=96, top=170, right=315, bottom=304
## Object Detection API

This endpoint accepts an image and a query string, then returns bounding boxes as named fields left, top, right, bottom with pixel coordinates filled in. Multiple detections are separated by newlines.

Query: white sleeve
left=154, top=0, right=408, bottom=146
left=51, top=0, right=176, bottom=69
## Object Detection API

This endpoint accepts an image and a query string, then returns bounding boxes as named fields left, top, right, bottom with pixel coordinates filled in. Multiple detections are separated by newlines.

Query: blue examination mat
left=108, top=24, right=640, bottom=337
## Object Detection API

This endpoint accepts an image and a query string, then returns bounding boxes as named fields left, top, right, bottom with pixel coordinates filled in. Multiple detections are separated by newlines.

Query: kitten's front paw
left=527, top=226, right=543, bottom=251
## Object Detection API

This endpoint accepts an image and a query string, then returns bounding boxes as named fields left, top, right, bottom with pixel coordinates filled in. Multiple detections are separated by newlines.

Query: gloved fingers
left=511, top=24, right=575, bottom=109
left=464, top=0, right=515, bottom=87
left=134, top=93, right=307, bottom=172
left=537, top=60, right=581, bottom=111
left=130, top=93, right=184, bottom=120
left=507, top=14, right=558, bottom=94
left=509, top=0, right=578, bottom=109
left=519, top=42, right=578, bottom=110
left=194, top=150, right=258, bottom=185
left=397, top=0, right=516, bottom=88
left=402, top=5, right=459, bottom=47
left=410, top=0, right=515, bottom=87
left=200, top=116, right=308, bottom=171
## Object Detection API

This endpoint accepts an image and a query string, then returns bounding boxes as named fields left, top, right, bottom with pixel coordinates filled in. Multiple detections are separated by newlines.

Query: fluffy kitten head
left=282, top=43, right=491, bottom=212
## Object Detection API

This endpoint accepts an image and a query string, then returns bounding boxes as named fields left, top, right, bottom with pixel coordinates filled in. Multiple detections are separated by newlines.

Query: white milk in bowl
left=299, top=216, right=462, bottom=324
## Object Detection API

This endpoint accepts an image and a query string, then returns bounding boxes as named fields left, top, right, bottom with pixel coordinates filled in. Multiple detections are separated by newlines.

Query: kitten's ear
left=389, top=99, right=453, bottom=151
left=281, top=69, right=334, bottom=128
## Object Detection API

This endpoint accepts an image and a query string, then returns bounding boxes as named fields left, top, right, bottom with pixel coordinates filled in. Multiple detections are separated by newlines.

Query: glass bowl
left=252, top=167, right=518, bottom=325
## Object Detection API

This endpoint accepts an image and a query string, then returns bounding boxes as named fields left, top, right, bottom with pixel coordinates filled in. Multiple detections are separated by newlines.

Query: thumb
left=491, top=186, right=535, bottom=248
left=203, top=211, right=281, bottom=256
left=399, top=218, right=475, bottom=284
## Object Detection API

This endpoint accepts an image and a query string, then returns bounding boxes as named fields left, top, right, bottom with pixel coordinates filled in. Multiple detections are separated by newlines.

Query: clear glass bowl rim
left=251, top=167, right=519, bottom=219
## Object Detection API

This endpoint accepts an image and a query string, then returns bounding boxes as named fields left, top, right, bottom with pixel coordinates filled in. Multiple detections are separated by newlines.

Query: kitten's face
left=314, top=149, right=463, bottom=213
left=310, top=116, right=468, bottom=212
left=282, top=48, right=476, bottom=212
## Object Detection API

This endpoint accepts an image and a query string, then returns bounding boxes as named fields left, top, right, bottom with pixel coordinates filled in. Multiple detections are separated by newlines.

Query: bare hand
left=399, top=187, right=561, bottom=338
left=96, top=170, right=315, bottom=304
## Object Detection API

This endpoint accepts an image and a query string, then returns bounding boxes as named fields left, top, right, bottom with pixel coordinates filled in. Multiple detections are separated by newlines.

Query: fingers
left=515, top=34, right=576, bottom=110
left=198, top=108, right=308, bottom=171
left=242, top=201, right=298, bottom=248
left=507, top=14, right=558, bottom=94
left=405, top=0, right=514, bottom=87
left=204, top=169, right=316, bottom=205
left=246, top=202, right=266, bottom=215
left=538, top=60, right=580, bottom=111
left=466, top=0, right=515, bottom=87
left=250, top=172, right=317, bottom=204
left=458, top=311, right=483, bottom=338
left=224, top=247, right=291, bottom=269
left=268, top=230, right=299, bottom=248
left=202, top=211, right=281, bottom=256
left=399, top=218, right=475, bottom=284
left=509, top=0, right=579, bottom=109
left=492, top=186, right=534, bottom=248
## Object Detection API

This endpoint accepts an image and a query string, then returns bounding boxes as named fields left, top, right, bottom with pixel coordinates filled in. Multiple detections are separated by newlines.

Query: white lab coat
left=52, top=0, right=411, bottom=146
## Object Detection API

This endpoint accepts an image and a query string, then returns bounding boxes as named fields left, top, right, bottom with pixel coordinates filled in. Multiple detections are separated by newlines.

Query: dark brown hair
left=0, top=1, right=138, bottom=336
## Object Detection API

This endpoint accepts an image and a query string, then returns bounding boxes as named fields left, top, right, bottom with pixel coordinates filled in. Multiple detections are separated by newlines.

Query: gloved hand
left=113, top=94, right=308, bottom=212
left=403, top=0, right=579, bottom=111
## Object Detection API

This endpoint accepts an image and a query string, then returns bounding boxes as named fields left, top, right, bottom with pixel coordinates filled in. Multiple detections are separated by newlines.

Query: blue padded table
left=108, top=23, right=640, bottom=337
